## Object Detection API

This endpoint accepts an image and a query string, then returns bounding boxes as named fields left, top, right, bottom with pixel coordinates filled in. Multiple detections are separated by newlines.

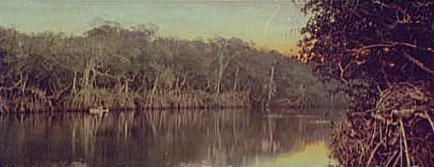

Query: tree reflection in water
left=1, top=109, right=342, bottom=167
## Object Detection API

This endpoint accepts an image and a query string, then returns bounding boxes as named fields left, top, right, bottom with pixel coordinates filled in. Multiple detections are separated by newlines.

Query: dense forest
left=0, top=23, right=347, bottom=112
left=300, top=0, right=433, bottom=166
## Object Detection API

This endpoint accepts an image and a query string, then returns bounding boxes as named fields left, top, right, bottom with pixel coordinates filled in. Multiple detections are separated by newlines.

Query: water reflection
left=253, top=141, right=338, bottom=167
left=1, top=109, right=341, bottom=167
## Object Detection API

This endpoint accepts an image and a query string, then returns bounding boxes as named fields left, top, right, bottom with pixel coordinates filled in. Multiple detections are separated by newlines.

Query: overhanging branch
left=402, top=51, right=433, bottom=75
left=345, top=42, right=433, bottom=53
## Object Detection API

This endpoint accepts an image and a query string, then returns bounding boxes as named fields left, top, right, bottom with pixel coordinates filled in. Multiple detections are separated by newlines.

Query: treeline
left=0, top=23, right=347, bottom=112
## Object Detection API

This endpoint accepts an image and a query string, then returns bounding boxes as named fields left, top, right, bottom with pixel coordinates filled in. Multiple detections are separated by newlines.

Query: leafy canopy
left=300, top=0, right=432, bottom=86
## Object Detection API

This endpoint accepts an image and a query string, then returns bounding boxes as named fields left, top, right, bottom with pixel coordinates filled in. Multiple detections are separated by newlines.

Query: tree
left=300, top=1, right=433, bottom=166
left=300, top=0, right=433, bottom=109
left=1, top=21, right=347, bottom=111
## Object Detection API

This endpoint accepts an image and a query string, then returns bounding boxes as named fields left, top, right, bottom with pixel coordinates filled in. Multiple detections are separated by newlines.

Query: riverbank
left=0, top=91, right=346, bottom=114
left=0, top=89, right=250, bottom=113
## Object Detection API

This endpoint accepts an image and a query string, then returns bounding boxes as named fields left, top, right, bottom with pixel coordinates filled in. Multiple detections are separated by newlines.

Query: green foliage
left=0, top=22, right=346, bottom=112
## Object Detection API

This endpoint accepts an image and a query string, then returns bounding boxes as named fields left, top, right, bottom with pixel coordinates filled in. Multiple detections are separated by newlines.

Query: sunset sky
left=0, top=0, right=309, bottom=55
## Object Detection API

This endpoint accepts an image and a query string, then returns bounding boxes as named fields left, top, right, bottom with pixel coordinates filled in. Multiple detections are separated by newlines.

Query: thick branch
left=385, top=42, right=433, bottom=53
left=346, top=42, right=433, bottom=53
left=402, top=51, right=433, bottom=75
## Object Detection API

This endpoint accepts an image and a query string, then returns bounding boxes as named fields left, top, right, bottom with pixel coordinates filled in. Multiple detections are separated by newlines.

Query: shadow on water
left=1, top=108, right=344, bottom=167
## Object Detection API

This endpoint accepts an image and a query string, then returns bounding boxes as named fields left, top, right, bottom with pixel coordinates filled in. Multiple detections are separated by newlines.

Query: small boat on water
left=89, top=106, right=109, bottom=114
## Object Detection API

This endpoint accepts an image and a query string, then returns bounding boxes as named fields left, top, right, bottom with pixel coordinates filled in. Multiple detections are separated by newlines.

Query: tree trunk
left=82, top=56, right=94, bottom=108
left=233, top=67, right=239, bottom=92
left=82, top=65, right=91, bottom=107
left=124, top=80, right=129, bottom=94
left=217, top=70, right=222, bottom=94
left=216, top=41, right=228, bottom=94
left=149, top=76, right=159, bottom=108
left=72, top=72, right=77, bottom=95
left=267, top=65, right=275, bottom=108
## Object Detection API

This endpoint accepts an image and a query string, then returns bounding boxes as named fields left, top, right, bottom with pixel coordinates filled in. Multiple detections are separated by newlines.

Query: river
left=1, top=109, right=343, bottom=167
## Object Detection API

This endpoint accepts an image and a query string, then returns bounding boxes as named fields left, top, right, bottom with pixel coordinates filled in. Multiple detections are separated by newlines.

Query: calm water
left=1, top=109, right=342, bottom=167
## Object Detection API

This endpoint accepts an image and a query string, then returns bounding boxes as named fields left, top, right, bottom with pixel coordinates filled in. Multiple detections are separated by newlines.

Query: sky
left=0, top=0, right=309, bottom=55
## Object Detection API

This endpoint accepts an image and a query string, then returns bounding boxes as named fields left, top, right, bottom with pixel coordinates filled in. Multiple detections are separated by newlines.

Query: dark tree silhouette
left=300, top=0, right=432, bottom=109
left=300, top=1, right=433, bottom=166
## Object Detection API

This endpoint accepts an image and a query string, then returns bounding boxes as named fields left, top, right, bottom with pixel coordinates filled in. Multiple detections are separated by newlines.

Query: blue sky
left=0, top=0, right=309, bottom=54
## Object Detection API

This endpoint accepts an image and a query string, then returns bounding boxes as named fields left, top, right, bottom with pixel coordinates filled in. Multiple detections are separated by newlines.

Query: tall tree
left=300, top=0, right=433, bottom=108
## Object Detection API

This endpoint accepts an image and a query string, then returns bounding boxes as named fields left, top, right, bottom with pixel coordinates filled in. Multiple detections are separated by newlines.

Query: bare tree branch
left=402, top=51, right=433, bottom=75
left=338, top=62, right=348, bottom=84
left=346, top=42, right=433, bottom=53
